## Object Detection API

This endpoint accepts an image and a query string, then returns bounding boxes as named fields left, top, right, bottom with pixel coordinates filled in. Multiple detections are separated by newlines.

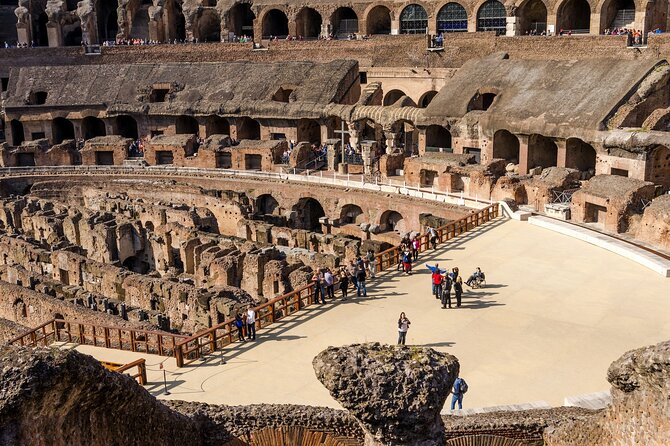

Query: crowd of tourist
left=128, top=139, right=145, bottom=157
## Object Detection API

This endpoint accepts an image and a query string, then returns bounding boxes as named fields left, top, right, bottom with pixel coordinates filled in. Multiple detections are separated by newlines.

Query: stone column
left=321, top=19, right=331, bottom=37
left=47, top=21, right=63, bottom=47
left=326, top=139, right=341, bottom=171
left=391, top=19, right=399, bottom=34
left=467, top=16, right=477, bottom=32
left=518, top=134, right=530, bottom=175
left=546, top=13, right=557, bottom=34
left=556, top=139, right=567, bottom=168
left=506, top=15, right=516, bottom=36
left=288, top=20, right=297, bottom=36
left=417, top=127, right=427, bottom=156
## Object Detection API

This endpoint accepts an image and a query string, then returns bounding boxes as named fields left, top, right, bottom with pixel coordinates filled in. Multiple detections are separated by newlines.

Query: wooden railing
left=114, top=358, right=148, bottom=385
left=374, top=203, right=500, bottom=271
left=8, top=319, right=188, bottom=357
left=173, top=202, right=501, bottom=367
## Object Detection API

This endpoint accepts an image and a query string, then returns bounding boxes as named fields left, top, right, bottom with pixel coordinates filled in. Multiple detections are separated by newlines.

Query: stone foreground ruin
left=0, top=340, right=668, bottom=445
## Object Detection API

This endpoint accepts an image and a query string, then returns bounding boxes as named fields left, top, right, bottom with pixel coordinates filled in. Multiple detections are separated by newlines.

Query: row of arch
left=20, top=0, right=649, bottom=46
left=255, top=194, right=406, bottom=233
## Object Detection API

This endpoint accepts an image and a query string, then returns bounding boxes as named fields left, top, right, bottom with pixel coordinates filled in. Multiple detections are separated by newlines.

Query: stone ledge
left=528, top=216, right=670, bottom=277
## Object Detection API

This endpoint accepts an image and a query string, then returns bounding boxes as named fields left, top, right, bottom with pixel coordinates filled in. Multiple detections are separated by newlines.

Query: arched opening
left=384, top=89, right=407, bottom=106
left=649, top=145, right=670, bottom=190
left=467, top=91, right=497, bottom=111
left=528, top=134, right=558, bottom=169
left=366, top=5, right=391, bottom=34
left=229, top=2, right=255, bottom=37
left=98, top=1, right=119, bottom=42
left=206, top=116, right=230, bottom=136
left=175, top=115, right=200, bottom=135
left=237, top=117, right=261, bottom=140
left=52, top=118, right=75, bottom=144
left=122, top=256, right=151, bottom=274
left=263, top=9, right=289, bottom=37
left=256, top=194, right=280, bottom=215
left=13, top=298, right=27, bottom=319
left=565, top=138, right=596, bottom=171
left=493, top=130, right=520, bottom=162
left=82, top=117, right=106, bottom=140
left=425, top=125, right=452, bottom=151
left=437, top=2, right=468, bottom=33
left=332, top=7, right=358, bottom=36
left=297, top=119, right=321, bottom=144
left=29, top=91, right=48, bottom=105
left=63, top=21, right=83, bottom=46
left=517, top=0, right=547, bottom=34
left=400, top=4, right=428, bottom=34
left=295, top=7, right=322, bottom=38
left=196, top=9, right=221, bottom=41
left=392, top=120, right=418, bottom=154
left=35, top=12, right=49, bottom=46
left=600, top=0, right=634, bottom=33
left=557, top=0, right=591, bottom=33
left=340, top=204, right=364, bottom=224
left=477, top=0, right=507, bottom=34
left=116, top=115, right=139, bottom=139
left=419, top=91, right=438, bottom=108
left=380, top=210, right=405, bottom=233
left=292, top=197, right=325, bottom=232
left=10, top=120, right=25, bottom=146
left=166, top=0, right=186, bottom=41
left=129, top=0, right=150, bottom=40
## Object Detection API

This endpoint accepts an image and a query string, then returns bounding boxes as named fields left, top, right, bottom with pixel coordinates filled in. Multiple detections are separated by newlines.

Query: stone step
left=563, top=390, right=611, bottom=410
left=442, top=400, right=551, bottom=416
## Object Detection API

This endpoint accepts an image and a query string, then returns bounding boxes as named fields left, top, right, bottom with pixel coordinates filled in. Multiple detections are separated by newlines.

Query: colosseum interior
left=1, top=0, right=670, bottom=444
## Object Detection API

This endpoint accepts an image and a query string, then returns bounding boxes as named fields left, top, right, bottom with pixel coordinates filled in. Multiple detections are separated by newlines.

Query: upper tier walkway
left=66, top=217, right=670, bottom=410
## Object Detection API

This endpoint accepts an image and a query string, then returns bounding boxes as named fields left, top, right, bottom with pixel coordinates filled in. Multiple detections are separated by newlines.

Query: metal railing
left=8, top=318, right=187, bottom=357
left=173, top=202, right=500, bottom=367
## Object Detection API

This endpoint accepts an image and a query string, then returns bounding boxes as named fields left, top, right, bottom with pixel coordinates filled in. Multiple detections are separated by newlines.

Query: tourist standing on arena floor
left=397, top=312, right=411, bottom=345
left=412, top=237, right=420, bottom=260
left=339, top=267, right=350, bottom=300
left=454, top=276, right=463, bottom=307
left=402, top=249, right=412, bottom=274
left=441, top=272, right=452, bottom=309
left=234, top=312, right=245, bottom=342
left=366, top=250, right=376, bottom=278
left=430, top=264, right=443, bottom=298
left=451, top=376, right=468, bottom=410
left=312, top=270, right=324, bottom=304
left=356, top=265, right=367, bottom=297
left=324, top=268, right=335, bottom=299
left=246, top=305, right=256, bottom=340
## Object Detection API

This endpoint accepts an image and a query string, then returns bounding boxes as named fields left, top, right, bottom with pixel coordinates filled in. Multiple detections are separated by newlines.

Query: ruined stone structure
left=0, top=339, right=668, bottom=445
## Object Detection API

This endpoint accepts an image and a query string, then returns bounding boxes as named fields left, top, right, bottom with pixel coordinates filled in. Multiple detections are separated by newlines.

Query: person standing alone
left=246, top=305, right=256, bottom=340
left=451, top=376, right=468, bottom=410
left=397, top=312, right=410, bottom=345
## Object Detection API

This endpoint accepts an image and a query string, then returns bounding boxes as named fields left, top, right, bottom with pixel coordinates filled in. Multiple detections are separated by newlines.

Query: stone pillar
left=546, top=13, right=557, bottom=34
left=391, top=19, right=399, bottom=35
left=347, top=121, right=362, bottom=150
left=47, top=21, right=63, bottom=47
left=518, top=134, right=530, bottom=175
left=253, top=18, right=262, bottom=40
left=326, top=139, right=341, bottom=171
left=321, top=19, right=331, bottom=37
left=590, top=13, right=600, bottom=34
left=556, top=139, right=567, bottom=168
left=288, top=20, right=297, bottom=36
left=506, top=15, right=516, bottom=36
left=468, top=16, right=477, bottom=32
left=417, top=127, right=427, bottom=156
left=361, top=142, right=373, bottom=174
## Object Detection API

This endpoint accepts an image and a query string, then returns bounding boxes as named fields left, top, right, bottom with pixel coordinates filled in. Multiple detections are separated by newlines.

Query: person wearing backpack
left=451, top=376, right=468, bottom=410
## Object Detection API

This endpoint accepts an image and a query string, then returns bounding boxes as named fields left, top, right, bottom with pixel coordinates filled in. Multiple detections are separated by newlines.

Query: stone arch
left=237, top=117, right=261, bottom=140
left=366, top=4, right=392, bottom=34
left=339, top=204, right=364, bottom=224
left=477, top=0, right=507, bottom=34
left=34, top=11, right=49, bottom=46
left=648, top=145, right=670, bottom=189
left=256, top=194, right=280, bottom=215
left=10, top=120, right=25, bottom=146
left=467, top=90, right=498, bottom=111
left=437, top=1, right=469, bottom=32
left=384, top=89, right=408, bottom=106
left=492, top=130, right=520, bottom=162
left=291, top=197, right=326, bottom=231
left=391, top=119, right=418, bottom=153
left=295, top=7, right=322, bottom=38
left=195, top=8, right=221, bottom=41
left=116, top=115, right=139, bottom=139
left=97, top=0, right=118, bottom=42
left=445, top=434, right=531, bottom=446
left=175, top=115, right=199, bottom=135
left=297, top=119, right=321, bottom=144
left=565, top=137, right=596, bottom=171
left=262, top=8, right=289, bottom=37
left=379, top=210, right=405, bottom=233
left=331, top=7, right=358, bottom=35
left=82, top=116, right=106, bottom=140
left=426, top=125, right=452, bottom=150
left=228, top=2, right=255, bottom=37
left=52, top=117, right=75, bottom=144
left=237, top=427, right=359, bottom=446
left=528, top=133, right=558, bottom=169
left=206, top=116, right=230, bottom=136
left=599, top=0, right=635, bottom=33
left=399, top=3, right=429, bottom=34
left=516, top=0, right=548, bottom=34
left=419, top=90, right=438, bottom=108
left=165, top=0, right=187, bottom=41
left=556, top=0, right=593, bottom=32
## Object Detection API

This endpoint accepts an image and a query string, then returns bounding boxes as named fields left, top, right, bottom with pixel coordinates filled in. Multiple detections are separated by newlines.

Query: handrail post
left=104, top=327, right=111, bottom=348
left=138, top=360, right=147, bottom=385
left=53, top=320, right=60, bottom=342
left=208, top=330, right=217, bottom=353
left=130, top=330, right=137, bottom=352
left=175, top=345, right=184, bottom=368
